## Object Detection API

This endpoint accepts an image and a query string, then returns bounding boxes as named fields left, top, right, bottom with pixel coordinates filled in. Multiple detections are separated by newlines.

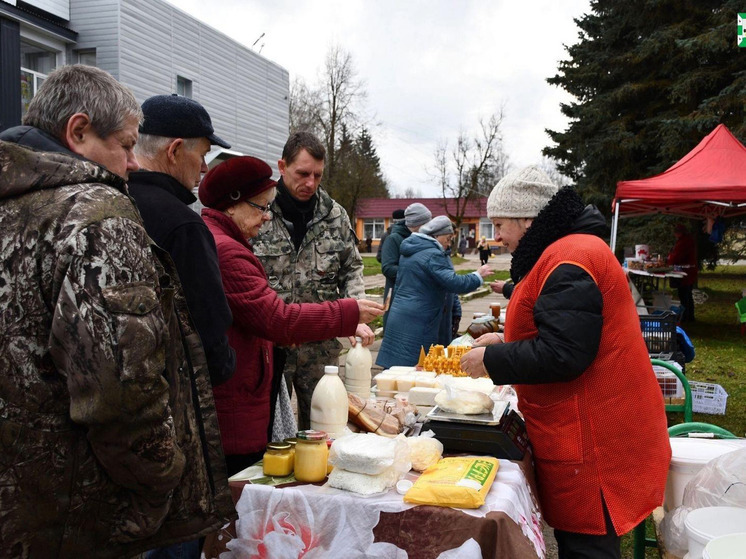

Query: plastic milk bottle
left=344, top=337, right=372, bottom=398
left=310, top=365, right=349, bottom=439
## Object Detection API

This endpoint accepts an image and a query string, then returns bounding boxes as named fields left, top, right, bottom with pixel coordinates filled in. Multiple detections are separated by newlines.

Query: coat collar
left=128, top=170, right=197, bottom=205
left=510, top=187, right=587, bottom=283
left=201, top=207, right=252, bottom=250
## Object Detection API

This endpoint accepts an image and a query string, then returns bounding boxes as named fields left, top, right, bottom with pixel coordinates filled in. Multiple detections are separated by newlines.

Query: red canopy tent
left=610, top=124, right=746, bottom=251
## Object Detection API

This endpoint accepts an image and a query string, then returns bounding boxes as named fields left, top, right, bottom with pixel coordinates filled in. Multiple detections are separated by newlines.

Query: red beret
left=199, top=156, right=276, bottom=210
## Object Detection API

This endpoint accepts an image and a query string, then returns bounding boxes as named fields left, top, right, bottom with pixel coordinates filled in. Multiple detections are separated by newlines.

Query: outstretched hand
left=357, top=299, right=384, bottom=323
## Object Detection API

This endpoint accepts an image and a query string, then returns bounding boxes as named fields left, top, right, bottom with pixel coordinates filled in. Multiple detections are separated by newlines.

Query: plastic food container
left=685, top=507, right=746, bottom=559
left=703, top=532, right=746, bottom=559
left=665, top=438, right=741, bottom=511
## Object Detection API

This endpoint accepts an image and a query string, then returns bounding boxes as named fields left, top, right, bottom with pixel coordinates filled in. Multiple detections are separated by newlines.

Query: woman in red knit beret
left=199, top=156, right=383, bottom=475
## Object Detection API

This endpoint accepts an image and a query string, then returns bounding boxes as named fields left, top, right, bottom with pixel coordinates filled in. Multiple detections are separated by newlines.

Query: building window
left=76, top=50, right=96, bottom=66
left=20, top=40, right=57, bottom=118
left=479, top=219, right=494, bottom=240
left=363, top=219, right=386, bottom=240
left=176, top=75, right=193, bottom=98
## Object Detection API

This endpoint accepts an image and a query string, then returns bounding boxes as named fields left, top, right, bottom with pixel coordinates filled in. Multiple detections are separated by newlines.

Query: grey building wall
left=23, top=0, right=69, bottom=20
left=70, top=0, right=289, bottom=169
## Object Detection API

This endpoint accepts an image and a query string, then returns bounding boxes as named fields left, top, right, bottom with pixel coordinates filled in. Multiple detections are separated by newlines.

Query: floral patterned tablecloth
left=203, top=453, right=544, bottom=559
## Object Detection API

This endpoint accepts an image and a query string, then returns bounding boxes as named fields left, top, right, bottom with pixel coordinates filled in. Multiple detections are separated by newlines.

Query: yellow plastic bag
left=403, top=456, right=499, bottom=509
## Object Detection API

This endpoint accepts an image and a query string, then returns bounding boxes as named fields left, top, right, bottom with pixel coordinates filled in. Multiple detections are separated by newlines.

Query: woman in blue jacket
left=376, top=216, right=491, bottom=368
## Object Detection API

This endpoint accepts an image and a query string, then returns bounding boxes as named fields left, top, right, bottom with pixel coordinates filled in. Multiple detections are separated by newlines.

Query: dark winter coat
left=128, top=171, right=235, bottom=386
left=376, top=233, right=483, bottom=368
left=0, top=133, right=233, bottom=557
left=202, top=209, right=359, bottom=456
left=381, top=220, right=411, bottom=323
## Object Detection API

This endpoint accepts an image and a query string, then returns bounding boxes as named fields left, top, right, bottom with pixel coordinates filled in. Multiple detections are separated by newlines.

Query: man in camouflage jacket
left=0, top=65, right=233, bottom=558
left=253, top=132, right=367, bottom=430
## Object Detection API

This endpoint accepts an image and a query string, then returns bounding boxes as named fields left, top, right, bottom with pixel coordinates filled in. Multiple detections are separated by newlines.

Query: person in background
left=667, top=223, right=698, bottom=322
left=252, top=131, right=372, bottom=431
left=365, top=236, right=373, bottom=252
left=381, top=202, right=432, bottom=328
left=477, top=235, right=491, bottom=265
left=199, top=156, right=383, bottom=474
left=376, top=216, right=491, bottom=368
left=130, top=94, right=236, bottom=389
left=460, top=166, right=670, bottom=559
left=0, top=65, right=233, bottom=557
left=458, top=235, right=468, bottom=257
left=376, top=208, right=405, bottom=263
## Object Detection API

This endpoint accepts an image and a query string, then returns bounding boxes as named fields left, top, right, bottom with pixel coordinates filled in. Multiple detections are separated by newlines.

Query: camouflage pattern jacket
left=0, top=139, right=233, bottom=558
left=253, top=186, right=365, bottom=307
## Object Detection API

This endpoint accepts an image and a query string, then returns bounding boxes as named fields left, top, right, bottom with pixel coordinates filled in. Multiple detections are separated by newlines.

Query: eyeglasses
left=245, top=200, right=272, bottom=215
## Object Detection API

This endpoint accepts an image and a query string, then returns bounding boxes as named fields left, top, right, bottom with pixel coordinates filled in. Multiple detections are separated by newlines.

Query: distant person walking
left=477, top=236, right=491, bottom=265
left=458, top=236, right=467, bottom=257
left=376, top=209, right=405, bottom=263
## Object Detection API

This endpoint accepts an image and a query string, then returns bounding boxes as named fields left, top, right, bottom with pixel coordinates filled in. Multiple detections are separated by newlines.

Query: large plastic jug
left=310, top=365, right=349, bottom=439
left=344, top=337, right=372, bottom=398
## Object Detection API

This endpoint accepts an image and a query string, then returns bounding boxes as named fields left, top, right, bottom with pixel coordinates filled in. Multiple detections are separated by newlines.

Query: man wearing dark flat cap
left=129, top=95, right=236, bottom=558
left=129, top=94, right=236, bottom=392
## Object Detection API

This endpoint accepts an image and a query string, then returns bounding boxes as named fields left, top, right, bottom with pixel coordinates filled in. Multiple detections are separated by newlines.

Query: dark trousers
left=554, top=500, right=621, bottom=559
left=677, top=284, right=695, bottom=322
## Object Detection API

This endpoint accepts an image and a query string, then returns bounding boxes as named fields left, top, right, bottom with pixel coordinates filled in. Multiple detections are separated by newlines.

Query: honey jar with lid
left=294, top=430, right=329, bottom=483
left=262, top=441, right=293, bottom=477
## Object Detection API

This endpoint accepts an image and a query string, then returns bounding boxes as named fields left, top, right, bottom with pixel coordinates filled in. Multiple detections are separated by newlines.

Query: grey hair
left=23, top=64, right=142, bottom=140
left=135, top=134, right=203, bottom=158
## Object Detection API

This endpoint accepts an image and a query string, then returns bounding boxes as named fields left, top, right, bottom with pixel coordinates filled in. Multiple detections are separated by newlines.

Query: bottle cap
left=324, top=365, right=339, bottom=374
left=355, top=336, right=363, bottom=343
left=296, top=429, right=328, bottom=441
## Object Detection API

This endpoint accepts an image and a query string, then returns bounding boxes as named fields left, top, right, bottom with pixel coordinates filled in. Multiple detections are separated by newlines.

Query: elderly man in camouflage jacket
left=0, top=65, right=233, bottom=558
left=253, top=131, right=370, bottom=430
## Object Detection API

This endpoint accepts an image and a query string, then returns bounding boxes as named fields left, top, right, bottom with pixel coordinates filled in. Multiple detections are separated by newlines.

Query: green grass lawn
left=362, top=256, right=381, bottom=276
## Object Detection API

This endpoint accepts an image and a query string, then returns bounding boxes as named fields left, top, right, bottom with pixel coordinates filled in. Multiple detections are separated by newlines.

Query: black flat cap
left=392, top=209, right=406, bottom=220
left=140, top=94, right=230, bottom=148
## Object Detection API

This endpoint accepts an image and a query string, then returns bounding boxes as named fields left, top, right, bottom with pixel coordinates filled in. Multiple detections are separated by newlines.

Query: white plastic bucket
left=684, top=507, right=746, bottom=559
left=703, top=532, right=746, bottom=559
left=635, top=244, right=650, bottom=259
left=665, top=438, right=741, bottom=511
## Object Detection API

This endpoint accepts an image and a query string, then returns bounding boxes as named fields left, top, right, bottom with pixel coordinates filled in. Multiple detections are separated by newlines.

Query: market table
left=202, top=451, right=544, bottom=559
left=627, top=268, right=686, bottom=297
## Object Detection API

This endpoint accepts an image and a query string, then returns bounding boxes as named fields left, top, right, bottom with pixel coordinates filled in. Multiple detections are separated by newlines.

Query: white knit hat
left=487, top=166, right=558, bottom=218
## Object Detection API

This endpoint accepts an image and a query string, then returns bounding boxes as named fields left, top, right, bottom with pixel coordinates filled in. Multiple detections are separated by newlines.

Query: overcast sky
left=169, top=0, right=591, bottom=197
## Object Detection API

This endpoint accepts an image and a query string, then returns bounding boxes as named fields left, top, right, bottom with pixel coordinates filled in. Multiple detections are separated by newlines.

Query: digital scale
left=425, top=400, right=530, bottom=460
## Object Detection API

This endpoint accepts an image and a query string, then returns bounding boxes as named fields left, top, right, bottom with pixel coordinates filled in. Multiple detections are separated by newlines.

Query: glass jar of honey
left=262, top=441, right=293, bottom=477
left=283, top=437, right=297, bottom=464
left=294, top=430, right=329, bottom=483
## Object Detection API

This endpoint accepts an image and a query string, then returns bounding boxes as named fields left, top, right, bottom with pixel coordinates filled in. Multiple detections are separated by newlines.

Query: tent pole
left=610, top=201, right=620, bottom=253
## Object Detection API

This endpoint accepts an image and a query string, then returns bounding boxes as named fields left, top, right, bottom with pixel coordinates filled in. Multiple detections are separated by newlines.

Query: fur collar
left=510, top=187, right=586, bottom=283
